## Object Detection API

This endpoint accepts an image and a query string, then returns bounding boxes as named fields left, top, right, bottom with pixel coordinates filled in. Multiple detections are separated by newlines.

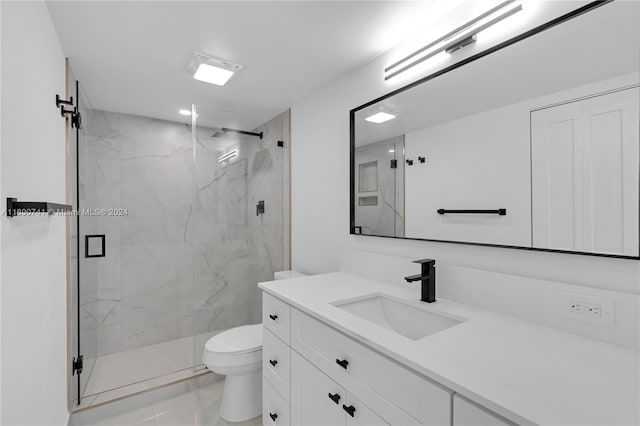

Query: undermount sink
left=332, top=294, right=464, bottom=340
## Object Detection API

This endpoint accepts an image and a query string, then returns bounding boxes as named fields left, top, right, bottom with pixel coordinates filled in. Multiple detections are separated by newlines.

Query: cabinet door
left=291, top=351, right=345, bottom=426
left=453, top=395, right=514, bottom=426
left=344, top=393, right=388, bottom=426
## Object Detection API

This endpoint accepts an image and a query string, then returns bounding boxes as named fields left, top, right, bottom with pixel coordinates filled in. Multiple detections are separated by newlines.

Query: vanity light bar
left=217, top=149, right=238, bottom=163
left=384, top=0, right=523, bottom=80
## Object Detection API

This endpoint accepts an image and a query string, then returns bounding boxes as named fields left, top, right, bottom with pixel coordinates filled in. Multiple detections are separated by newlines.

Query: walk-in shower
left=70, top=84, right=290, bottom=408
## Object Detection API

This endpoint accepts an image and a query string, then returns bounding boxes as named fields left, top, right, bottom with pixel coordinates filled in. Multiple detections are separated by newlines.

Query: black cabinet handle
left=328, top=393, right=341, bottom=404
left=335, top=358, right=349, bottom=369
left=269, top=314, right=278, bottom=321
left=269, top=359, right=278, bottom=367
left=343, top=405, right=356, bottom=417
left=269, top=412, right=278, bottom=421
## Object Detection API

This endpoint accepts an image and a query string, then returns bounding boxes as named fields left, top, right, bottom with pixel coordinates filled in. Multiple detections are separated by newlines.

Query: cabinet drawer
left=453, top=394, right=515, bottom=426
left=264, top=380, right=290, bottom=426
left=291, top=308, right=450, bottom=425
left=263, top=293, right=291, bottom=345
left=263, top=328, right=291, bottom=401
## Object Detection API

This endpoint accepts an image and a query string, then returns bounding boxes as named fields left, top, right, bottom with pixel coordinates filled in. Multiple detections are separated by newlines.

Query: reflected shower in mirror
left=354, top=137, right=404, bottom=237
left=351, top=1, right=639, bottom=258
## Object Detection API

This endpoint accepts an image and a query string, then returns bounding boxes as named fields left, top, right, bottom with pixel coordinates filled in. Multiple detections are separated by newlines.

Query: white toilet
left=203, top=270, right=306, bottom=422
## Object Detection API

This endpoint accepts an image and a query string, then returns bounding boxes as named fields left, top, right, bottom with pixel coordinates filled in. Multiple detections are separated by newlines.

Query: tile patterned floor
left=71, top=375, right=262, bottom=426
left=79, top=332, right=221, bottom=410
left=85, top=332, right=218, bottom=397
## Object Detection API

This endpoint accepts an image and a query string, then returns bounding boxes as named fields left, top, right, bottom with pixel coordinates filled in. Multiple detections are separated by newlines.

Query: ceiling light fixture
left=364, top=106, right=400, bottom=124
left=186, top=52, right=242, bottom=86
left=217, top=149, right=238, bottom=163
left=178, top=109, right=191, bottom=116
left=384, top=0, right=523, bottom=81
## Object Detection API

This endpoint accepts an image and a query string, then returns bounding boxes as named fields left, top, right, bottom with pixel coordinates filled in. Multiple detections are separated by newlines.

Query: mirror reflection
left=351, top=1, right=639, bottom=257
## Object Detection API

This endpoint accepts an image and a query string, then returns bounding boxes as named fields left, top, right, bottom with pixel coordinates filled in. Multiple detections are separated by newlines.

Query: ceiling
left=47, top=1, right=458, bottom=130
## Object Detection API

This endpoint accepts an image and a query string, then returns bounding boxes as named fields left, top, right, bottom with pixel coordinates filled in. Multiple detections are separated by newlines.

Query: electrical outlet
left=569, top=301, right=601, bottom=317
left=559, top=292, right=615, bottom=327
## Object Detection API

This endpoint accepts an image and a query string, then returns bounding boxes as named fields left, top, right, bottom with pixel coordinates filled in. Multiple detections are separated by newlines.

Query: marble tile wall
left=192, top=110, right=290, bottom=358
left=78, top=108, right=289, bottom=361
left=78, top=110, right=195, bottom=357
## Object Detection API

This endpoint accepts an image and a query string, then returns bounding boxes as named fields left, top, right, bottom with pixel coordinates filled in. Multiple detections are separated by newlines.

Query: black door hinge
left=390, top=159, right=397, bottom=169
left=72, top=355, right=83, bottom=375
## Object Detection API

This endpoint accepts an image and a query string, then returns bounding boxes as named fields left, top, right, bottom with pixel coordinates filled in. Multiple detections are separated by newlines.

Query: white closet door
left=531, top=87, right=639, bottom=256
left=531, top=101, right=584, bottom=251
left=580, top=88, right=639, bottom=255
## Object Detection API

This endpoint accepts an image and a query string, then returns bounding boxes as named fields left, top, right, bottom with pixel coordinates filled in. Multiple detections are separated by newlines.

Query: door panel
left=291, top=351, right=345, bottom=426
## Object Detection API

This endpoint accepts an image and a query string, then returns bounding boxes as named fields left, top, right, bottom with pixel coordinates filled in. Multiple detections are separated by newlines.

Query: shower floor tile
left=84, top=331, right=218, bottom=398
left=71, top=376, right=262, bottom=426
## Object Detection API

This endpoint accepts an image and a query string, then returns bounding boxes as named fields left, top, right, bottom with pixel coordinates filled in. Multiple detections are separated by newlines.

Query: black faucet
left=404, top=258, right=436, bottom=303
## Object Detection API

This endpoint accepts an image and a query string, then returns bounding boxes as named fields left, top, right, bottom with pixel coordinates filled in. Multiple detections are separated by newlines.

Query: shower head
left=210, top=127, right=263, bottom=139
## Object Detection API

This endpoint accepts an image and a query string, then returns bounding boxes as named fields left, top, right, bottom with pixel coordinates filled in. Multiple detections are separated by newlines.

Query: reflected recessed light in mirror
left=365, top=111, right=397, bottom=123
left=179, top=109, right=191, bottom=116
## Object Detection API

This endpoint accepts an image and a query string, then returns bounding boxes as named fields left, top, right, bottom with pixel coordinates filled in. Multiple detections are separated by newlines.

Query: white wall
left=291, top=1, right=640, bottom=347
left=1, top=2, right=69, bottom=425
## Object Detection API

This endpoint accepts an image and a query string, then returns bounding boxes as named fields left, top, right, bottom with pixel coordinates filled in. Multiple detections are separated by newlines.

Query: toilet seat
left=202, top=324, right=263, bottom=371
left=205, top=324, right=262, bottom=355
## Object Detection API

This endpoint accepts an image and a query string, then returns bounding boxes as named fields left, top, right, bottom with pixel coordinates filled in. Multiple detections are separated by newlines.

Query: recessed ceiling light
left=186, top=52, right=242, bottom=86
left=179, top=109, right=191, bottom=116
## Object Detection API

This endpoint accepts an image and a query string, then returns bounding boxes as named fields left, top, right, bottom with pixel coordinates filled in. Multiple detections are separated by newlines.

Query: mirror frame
left=349, top=0, right=640, bottom=260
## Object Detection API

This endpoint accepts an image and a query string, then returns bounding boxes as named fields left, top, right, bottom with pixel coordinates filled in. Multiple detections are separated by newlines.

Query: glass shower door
left=192, top=105, right=289, bottom=366
left=71, top=81, right=100, bottom=404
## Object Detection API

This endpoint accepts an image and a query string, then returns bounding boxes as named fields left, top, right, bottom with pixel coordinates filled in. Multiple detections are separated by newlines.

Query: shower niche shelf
left=6, top=197, right=72, bottom=217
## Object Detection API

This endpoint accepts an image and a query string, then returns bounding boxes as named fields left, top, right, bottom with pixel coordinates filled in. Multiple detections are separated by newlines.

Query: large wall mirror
left=350, top=0, right=639, bottom=259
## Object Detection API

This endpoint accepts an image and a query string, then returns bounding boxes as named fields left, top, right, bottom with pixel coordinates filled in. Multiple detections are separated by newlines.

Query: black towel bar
left=6, top=197, right=72, bottom=217
left=437, top=208, right=506, bottom=216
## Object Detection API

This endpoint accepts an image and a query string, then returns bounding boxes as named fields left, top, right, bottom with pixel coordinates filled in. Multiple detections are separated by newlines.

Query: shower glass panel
left=74, top=88, right=197, bottom=405
left=192, top=105, right=290, bottom=366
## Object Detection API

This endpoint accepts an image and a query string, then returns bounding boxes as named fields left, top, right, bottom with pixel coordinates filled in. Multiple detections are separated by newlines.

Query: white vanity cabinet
left=262, top=292, right=455, bottom=426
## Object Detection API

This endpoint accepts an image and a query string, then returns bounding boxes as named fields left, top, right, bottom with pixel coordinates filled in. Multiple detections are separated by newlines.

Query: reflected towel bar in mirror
left=437, top=209, right=506, bottom=216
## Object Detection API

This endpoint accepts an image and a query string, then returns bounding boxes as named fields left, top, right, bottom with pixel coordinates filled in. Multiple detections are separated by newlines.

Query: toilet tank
left=274, top=270, right=307, bottom=280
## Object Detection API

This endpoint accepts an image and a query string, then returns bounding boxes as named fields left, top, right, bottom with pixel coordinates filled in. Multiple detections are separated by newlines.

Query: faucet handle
left=413, top=258, right=435, bottom=266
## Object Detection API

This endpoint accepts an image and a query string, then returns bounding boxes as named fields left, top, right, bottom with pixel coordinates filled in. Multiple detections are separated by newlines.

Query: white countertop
left=259, top=272, right=639, bottom=426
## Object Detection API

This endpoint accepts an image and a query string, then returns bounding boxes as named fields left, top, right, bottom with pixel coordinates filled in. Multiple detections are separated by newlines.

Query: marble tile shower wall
left=80, top=109, right=289, bottom=358
left=193, top=111, right=289, bottom=339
